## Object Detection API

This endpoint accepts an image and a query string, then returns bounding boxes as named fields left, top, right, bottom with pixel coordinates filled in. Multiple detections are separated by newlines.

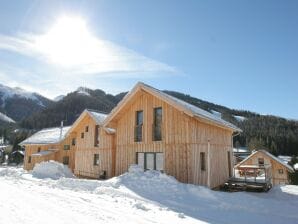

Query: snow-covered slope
left=53, top=95, right=65, bottom=102
left=0, top=165, right=298, bottom=224
left=0, top=111, right=15, bottom=123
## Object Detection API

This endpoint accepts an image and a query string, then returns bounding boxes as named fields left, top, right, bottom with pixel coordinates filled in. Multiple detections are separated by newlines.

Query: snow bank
left=32, top=161, right=75, bottom=180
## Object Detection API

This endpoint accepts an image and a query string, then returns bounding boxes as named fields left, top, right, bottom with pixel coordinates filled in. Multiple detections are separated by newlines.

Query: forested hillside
left=0, top=85, right=297, bottom=156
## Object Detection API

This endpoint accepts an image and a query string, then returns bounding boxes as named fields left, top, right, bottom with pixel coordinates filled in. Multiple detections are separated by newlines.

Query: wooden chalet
left=21, top=126, right=74, bottom=171
left=66, top=109, right=115, bottom=179
left=235, top=150, right=294, bottom=185
left=104, top=82, right=241, bottom=188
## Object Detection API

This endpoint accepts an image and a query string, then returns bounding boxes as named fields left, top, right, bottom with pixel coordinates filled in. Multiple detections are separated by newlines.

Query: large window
left=72, top=138, right=76, bottom=146
left=200, top=152, right=206, bottom=171
left=93, top=154, right=100, bottom=166
left=63, top=156, right=69, bottom=165
left=134, top=110, right=143, bottom=142
left=94, top=125, right=99, bottom=147
left=153, top=107, right=162, bottom=141
left=136, top=152, right=164, bottom=171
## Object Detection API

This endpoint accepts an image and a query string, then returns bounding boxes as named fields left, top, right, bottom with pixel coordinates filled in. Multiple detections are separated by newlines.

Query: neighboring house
left=20, top=126, right=73, bottom=170
left=104, top=82, right=241, bottom=188
left=235, top=150, right=294, bottom=185
left=66, top=109, right=114, bottom=179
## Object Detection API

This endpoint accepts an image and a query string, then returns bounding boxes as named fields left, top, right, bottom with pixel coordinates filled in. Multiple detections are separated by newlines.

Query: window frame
left=153, top=107, right=162, bottom=141
left=94, top=125, right=99, bottom=147
left=134, top=110, right=143, bottom=142
left=81, top=132, right=84, bottom=139
left=64, top=145, right=70, bottom=150
left=136, top=152, right=164, bottom=172
left=71, top=138, right=76, bottom=146
left=63, top=156, right=69, bottom=165
left=28, top=156, right=31, bottom=163
left=200, top=152, right=206, bottom=171
left=93, top=154, right=100, bottom=166
left=278, top=169, right=284, bottom=174
left=258, top=158, right=264, bottom=166
left=85, top=126, right=89, bottom=132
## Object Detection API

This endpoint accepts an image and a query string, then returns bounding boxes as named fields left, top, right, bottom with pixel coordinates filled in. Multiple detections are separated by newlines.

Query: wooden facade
left=71, top=111, right=114, bottom=179
left=22, top=82, right=241, bottom=188
left=104, top=83, right=241, bottom=188
left=235, top=150, right=294, bottom=185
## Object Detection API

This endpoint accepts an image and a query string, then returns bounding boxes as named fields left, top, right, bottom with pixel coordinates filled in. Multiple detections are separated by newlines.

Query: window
left=28, top=156, right=31, bottom=163
left=93, top=154, right=100, bottom=166
left=153, top=107, right=162, bottom=141
left=72, top=138, right=76, bottom=146
left=200, top=152, right=206, bottom=171
left=134, top=110, right=143, bottom=142
left=63, top=156, right=69, bottom=165
left=258, top=158, right=264, bottom=166
left=81, top=132, right=84, bottom=139
left=94, top=125, right=99, bottom=147
left=64, top=145, right=70, bottom=150
left=37, top=147, right=41, bottom=153
left=136, top=152, right=164, bottom=171
left=278, top=169, right=284, bottom=174
left=85, top=126, right=89, bottom=132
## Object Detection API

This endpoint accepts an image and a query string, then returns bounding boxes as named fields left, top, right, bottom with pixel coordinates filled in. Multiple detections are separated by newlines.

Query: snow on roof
left=278, top=155, right=292, bottom=164
left=86, top=109, right=108, bottom=124
left=20, top=126, right=71, bottom=145
left=140, top=83, right=241, bottom=132
left=11, top=150, right=24, bottom=156
left=233, top=148, right=250, bottom=153
left=294, top=163, right=298, bottom=171
left=236, top=150, right=294, bottom=173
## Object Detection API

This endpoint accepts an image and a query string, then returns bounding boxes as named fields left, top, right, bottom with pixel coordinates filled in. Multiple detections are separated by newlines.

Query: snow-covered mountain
left=0, top=84, right=53, bottom=122
left=0, top=111, right=15, bottom=123
left=53, top=95, right=65, bottom=102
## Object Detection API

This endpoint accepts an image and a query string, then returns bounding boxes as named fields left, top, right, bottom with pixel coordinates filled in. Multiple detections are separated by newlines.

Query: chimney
left=60, top=121, right=64, bottom=139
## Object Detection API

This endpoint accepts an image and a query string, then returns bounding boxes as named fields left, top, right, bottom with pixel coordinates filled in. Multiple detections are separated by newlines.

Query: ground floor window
left=94, top=154, right=100, bottom=166
left=63, top=156, right=69, bottom=165
left=136, top=152, right=164, bottom=171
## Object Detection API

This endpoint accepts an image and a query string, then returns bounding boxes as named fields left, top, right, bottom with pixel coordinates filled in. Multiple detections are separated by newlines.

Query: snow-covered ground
left=0, top=164, right=298, bottom=224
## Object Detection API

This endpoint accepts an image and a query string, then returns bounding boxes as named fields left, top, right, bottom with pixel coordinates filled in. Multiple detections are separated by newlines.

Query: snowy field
left=0, top=164, right=298, bottom=224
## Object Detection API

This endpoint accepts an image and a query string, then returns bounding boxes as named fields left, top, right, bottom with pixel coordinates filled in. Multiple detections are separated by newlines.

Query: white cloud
left=0, top=16, right=176, bottom=76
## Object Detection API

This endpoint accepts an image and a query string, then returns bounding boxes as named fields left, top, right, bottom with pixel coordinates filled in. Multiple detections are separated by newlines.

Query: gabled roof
left=104, top=82, right=241, bottom=132
left=20, top=126, right=71, bottom=145
left=235, top=150, right=294, bottom=173
left=66, top=109, right=114, bottom=135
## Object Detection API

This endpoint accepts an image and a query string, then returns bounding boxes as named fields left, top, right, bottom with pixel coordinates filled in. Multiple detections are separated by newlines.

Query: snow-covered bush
left=32, top=160, right=75, bottom=180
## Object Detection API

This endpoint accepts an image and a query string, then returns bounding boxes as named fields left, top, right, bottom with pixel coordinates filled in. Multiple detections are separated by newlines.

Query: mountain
left=53, top=95, right=65, bottom=102
left=1, top=83, right=297, bottom=156
left=0, top=84, right=53, bottom=121
left=20, top=87, right=120, bottom=129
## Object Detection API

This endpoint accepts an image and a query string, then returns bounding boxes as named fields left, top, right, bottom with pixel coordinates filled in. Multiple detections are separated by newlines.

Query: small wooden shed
left=235, top=150, right=294, bottom=185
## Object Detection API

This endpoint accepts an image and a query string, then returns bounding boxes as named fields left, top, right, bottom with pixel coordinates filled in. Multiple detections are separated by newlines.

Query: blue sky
left=0, top=0, right=297, bottom=119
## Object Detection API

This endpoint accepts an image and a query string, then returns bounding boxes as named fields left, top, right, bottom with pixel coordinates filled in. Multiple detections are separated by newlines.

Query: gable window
left=63, top=156, right=69, bottom=165
left=81, top=132, right=84, bottom=139
left=258, top=158, right=264, bottom=166
left=64, top=145, right=70, bottom=150
left=85, top=126, right=89, bottom=132
left=94, top=125, right=99, bottom=147
left=136, top=152, right=164, bottom=172
left=28, top=156, right=31, bottom=163
left=37, top=147, right=41, bottom=153
left=93, top=154, right=100, bottom=166
left=134, top=110, right=143, bottom=142
left=153, top=107, right=162, bottom=141
left=72, top=138, right=76, bottom=146
left=200, top=152, right=206, bottom=171
left=278, top=169, right=284, bottom=174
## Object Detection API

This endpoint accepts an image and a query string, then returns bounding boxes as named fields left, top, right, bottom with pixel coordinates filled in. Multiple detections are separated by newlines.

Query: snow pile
left=294, top=163, right=298, bottom=170
left=32, top=161, right=75, bottom=180
left=234, top=115, right=246, bottom=122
